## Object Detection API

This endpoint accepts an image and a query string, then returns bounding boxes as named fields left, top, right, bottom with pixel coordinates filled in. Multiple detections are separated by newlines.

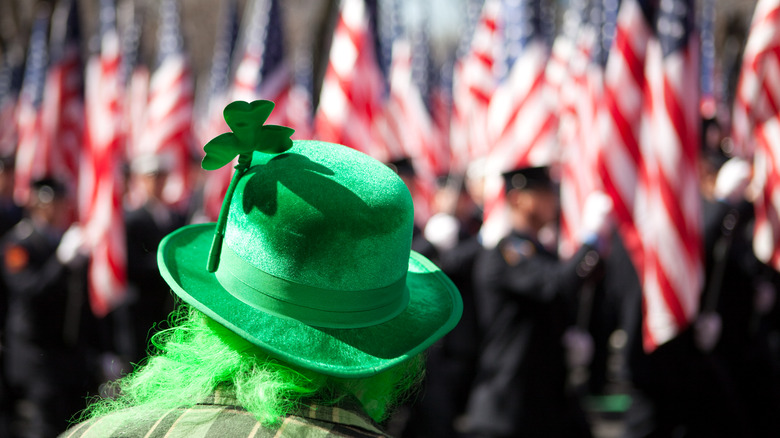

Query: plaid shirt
left=59, top=391, right=389, bottom=437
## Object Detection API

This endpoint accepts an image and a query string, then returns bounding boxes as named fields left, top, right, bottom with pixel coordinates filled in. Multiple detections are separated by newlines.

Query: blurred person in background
left=0, top=154, right=22, bottom=436
left=120, top=153, right=187, bottom=366
left=464, top=166, right=612, bottom=438
left=401, top=174, right=483, bottom=437
left=0, top=156, right=22, bottom=237
left=1, top=178, right=98, bottom=438
left=697, top=141, right=780, bottom=437
left=387, top=157, right=437, bottom=260
left=616, top=136, right=767, bottom=438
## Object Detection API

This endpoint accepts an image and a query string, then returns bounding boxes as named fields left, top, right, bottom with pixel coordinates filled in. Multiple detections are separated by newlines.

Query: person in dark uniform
left=0, top=155, right=22, bottom=437
left=464, top=166, right=612, bottom=438
left=1, top=179, right=97, bottom=438
left=0, top=156, right=22, bottom=238
left=618, top=153, right=759, bottom=438
left=120, top=154, right=187, bottom=365
left=699, top=154, right=780, bottom=437
left=402, top=175, right=483, bottom=437
left=387, top=157, right=437, bottom=259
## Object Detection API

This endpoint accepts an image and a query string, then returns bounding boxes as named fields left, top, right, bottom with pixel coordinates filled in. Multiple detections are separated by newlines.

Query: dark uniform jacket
left=1, top=218, right=97, bottom=437
left=1, top=219, right=94, bottom=375
left=119, top=202, right=186, bottom=362
left=467, top=231, right=598, bottom=437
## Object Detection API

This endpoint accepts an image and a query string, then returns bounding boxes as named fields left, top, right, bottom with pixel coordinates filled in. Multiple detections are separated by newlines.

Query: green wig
left=80, top=304, right=424, bottom=426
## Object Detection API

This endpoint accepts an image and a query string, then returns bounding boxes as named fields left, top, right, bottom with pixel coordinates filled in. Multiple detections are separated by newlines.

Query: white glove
left=714, top=157, right=751, bottom=204
left=424, top=213, right=460, bottom=252
left=579, top=191, right=614, bottom=245
left=56, top=224, right=87, bottom=265
left=694, top=311, right=722, bottom=353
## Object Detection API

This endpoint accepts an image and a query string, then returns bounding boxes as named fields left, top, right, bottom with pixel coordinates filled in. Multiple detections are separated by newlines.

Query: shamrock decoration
left=203, top=100, right=295, bottom=273
left=202, top=100, right=295, bottom=171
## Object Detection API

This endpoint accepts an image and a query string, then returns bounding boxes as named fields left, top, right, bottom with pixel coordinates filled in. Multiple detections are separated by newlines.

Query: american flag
left=733, top=0, right=780, bottom=270
left=478, top=0, right=555, bottom=248
left=119, top=4, right=148, bottom=169
left=0, top=41, right=25, bottom=159
left=598, top=0, right=651, bottom=284
left=639, top=0, right=702, bottom=351
left=138, top=0, right=195, bottom=208
left=550, top=0, right=588, bottom=258
left=81, top=0, right=127, bottom=317
left=14, top=7, right=49, bottom=205
left=40, top=0, right=83, bottom=205
left=732, top=0, right=779, bottom=160
left=199, top=0, right=240, bottom=221
left=118, top=3, right=143, bottom=87
left=314, top=0, right=388, bottom=159
left=275, top=50, right=314, bottom=139
left=556, top=0, right=617, bottom=259
left=429, top=57, right=454, bottom=179
left=231, top=0, right=285, bottom=102
left=450, top=0, right=498, bottom=174
left=699, top=0, right=717, bottom=118
left=230, top=0, right=311, bottom=136
left=380, top=28, right=438, bottom=222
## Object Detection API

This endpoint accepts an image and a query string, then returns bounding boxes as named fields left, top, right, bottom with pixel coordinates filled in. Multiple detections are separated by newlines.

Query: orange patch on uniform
left=4, top=245, right=29, bottom=273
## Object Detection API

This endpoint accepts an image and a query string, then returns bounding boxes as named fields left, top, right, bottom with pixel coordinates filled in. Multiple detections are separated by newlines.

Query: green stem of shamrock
left=203, top=100, right=295, bottom=272
left=206, top=165, right=247, bottom=272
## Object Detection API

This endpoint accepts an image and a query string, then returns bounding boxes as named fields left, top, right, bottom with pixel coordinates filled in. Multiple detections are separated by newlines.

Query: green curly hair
left=79, top=304, right=424, bottom=426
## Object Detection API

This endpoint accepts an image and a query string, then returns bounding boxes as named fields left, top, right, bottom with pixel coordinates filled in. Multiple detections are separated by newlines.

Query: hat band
left=214, top=245, right=410, bottom=329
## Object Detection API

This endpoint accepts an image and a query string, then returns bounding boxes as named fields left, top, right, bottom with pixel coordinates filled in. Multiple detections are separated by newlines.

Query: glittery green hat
left=157, top=100, right=462, bottom=377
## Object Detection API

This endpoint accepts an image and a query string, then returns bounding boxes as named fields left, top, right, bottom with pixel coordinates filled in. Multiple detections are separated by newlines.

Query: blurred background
left=0, top=0, right=759, bottom=106
left=1, top=0, right=780, bottom=437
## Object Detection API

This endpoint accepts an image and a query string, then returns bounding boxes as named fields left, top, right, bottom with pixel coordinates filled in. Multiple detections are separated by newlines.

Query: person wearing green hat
left=59, top=101, right=462, bottom=438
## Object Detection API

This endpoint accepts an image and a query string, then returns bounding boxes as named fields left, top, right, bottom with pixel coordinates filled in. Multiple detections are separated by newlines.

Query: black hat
left=386, top=157, right=415, bottom=177
left=502, top=166, right=555, bottom=194
left=0, top=156, right=14, bottom=173
left=700, top=145, right=728, bottom=171
left=30, top=178, right=67, bottom=204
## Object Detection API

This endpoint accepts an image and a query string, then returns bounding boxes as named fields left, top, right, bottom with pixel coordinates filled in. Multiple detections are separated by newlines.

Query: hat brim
left=158, top=223, right=462, bottom=378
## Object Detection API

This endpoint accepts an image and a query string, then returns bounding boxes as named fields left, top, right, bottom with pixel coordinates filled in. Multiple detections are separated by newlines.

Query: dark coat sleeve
left=500, top=241, right=601, bottom=303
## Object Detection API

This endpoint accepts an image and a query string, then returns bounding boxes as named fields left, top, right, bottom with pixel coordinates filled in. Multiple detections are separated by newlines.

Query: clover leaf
left=202, top=100, right=295, bottom=171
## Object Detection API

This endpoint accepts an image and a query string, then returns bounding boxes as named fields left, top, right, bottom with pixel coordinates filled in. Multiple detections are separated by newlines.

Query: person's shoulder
left=58, top=402, right=389, bottom=438
left=290, top=402, right=389, bottom=437
left=59, top=403, right=263, bottom=438
left=496, top=233, right=538, bottom=267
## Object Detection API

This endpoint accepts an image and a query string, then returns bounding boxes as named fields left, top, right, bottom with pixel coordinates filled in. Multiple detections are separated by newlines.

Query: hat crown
left=157, top=139, right=461, bottom=377
left=223, top=140, right=413, bottom=295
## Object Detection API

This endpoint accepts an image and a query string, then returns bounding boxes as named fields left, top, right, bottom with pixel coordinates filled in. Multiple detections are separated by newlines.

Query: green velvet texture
left=226, top=141, right=413, bottom=290
left=157, top=140, right=462, bottom=377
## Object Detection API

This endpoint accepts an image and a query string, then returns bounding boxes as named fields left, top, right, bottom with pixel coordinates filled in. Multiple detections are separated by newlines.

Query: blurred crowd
left=384, top=117, right=780, bottom=438
left=0, top=120, right=776, bottom=438
left=0, top=151, right=196, bottom=437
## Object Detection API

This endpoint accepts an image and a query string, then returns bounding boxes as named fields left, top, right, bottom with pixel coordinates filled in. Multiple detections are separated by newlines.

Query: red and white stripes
left=450, top=0, right=501, bottom=174
left=40, top=41, right=83, bottom=203
left=734, top=0, right=780, bottom=271
left=732, top=0, right=780, bottom=159
left=380, top=38, right=439, bottom=222
left=555, top=17, right=603, bottom=259
left=314, top=0, right=387, bottom=159
left=140, top=53, right=194, bottom=207
left=81, top=28, right=127, bottom=317
left=639, top=24, right=702, bottom=350
left=598, top=0, right=649, bottom=274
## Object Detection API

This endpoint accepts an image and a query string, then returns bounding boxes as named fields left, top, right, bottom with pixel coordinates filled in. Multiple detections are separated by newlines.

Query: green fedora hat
left=157, top=100, right=462, bottom=378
